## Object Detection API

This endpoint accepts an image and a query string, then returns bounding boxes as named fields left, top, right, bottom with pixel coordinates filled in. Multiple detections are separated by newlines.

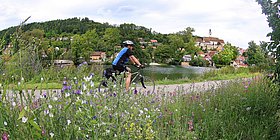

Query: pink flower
left=2, top=132, right=8, bottom=140
left=188, top=120, right=194, bottom=131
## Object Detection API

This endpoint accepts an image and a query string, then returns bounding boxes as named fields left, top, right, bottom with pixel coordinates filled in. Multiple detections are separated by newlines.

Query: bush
left=189, top=57, right=210, bottom=67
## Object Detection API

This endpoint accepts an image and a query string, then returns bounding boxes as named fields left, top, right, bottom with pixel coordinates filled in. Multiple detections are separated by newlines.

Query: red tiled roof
left=150, top=40, right=158, bottom=43
left=91, top=52, right=105, bottom=56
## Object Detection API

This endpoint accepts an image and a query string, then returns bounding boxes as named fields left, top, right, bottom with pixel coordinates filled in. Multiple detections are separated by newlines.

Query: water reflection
left=141, top=65, right=215, bottom=80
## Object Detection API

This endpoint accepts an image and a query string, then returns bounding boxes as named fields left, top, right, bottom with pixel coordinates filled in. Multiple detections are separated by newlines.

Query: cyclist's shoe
left=102, top=81, right=108, bottom=87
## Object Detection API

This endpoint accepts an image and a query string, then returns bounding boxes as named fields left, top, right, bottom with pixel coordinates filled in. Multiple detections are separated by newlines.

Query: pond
left=140, top=65, right=215, bottom=81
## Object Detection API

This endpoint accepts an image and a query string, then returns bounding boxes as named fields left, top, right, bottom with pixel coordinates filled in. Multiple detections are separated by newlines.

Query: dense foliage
left=256, top=0, right=280, bottom=82
left=212, top=43, right=238, bottom=66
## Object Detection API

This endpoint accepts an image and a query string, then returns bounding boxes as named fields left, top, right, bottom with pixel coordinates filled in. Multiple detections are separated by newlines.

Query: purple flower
left=43, top=92, right=47, bottom=98
left=63, top=80, right=67, bottom=86
left=134, top=89, right=138, bottom=94
left=89, top=73, right=94, bottom=77
left=75, top=90, right=81, bottom=95
left=2, top=132, right=8, bottom=140
left=92, top=116, right=97, bottom=119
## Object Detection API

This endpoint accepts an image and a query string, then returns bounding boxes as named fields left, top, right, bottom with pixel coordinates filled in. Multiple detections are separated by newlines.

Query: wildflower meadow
left=0, top=72, right=279, bottom=139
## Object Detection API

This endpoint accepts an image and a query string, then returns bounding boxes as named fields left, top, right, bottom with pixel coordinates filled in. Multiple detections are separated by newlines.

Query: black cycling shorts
left=112, top=65, right=126, bottom=73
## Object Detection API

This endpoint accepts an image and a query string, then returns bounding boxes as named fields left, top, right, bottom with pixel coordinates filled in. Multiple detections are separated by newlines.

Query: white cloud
left=0, top=0, right=272, bottom=48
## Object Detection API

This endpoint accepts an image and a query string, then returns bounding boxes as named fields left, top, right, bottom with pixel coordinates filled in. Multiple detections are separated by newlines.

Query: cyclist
left=112, top=40, right=143, bottom=91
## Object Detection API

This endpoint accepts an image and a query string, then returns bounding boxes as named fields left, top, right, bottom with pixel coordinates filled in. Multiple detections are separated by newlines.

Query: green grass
left=156, top=72, right=260, bottom=85
left=0, top=74, right=278, bottom=139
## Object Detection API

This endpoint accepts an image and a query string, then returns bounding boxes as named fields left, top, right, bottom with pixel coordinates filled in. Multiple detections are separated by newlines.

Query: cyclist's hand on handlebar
left=135, top=64, right=145, bottom=68
left=139, top=64, right=145, bottom=68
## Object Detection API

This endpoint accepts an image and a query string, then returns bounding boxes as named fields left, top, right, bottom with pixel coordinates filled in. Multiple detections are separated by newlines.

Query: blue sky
left=0, top=0, right=272, bottom=48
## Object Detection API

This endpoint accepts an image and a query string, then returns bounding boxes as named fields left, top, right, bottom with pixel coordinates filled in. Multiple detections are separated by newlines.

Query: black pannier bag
left=103, top=68, right=116, bottom=79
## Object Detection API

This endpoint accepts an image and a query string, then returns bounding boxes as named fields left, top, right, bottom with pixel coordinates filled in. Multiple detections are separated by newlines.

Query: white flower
left=82, top=100, right=87, bottom=104
left=53, top=97, right=58, bottom=101
left=104, top=106, right=108, bottom=110
left=44, top=110, right=50, bottom=115
left=65, top=93, right=70, bottom=98
left=41, top=77, right=44, bottom=81
left=4, top=121, right=7, bottom=126
left=106, top=129, right=110, bottom=134
left=12, top=102, right=16, bottom=107
left=83, top=84, right=87, bottom=90
left=67, top=120, right=71, bottom=125
left=21, top=77, right=24, bottom=81
left=22, top=116, right=28, bottom=123
left=144, top=108, right=148, bottom=112
left=18, top=82, right=21, bottom=86
left=48, top=105, right=53, bottom=109
left=24, top=106, right=28, bottom=110
left=50, top=132, right=54, bottom=138
left=246, top=107, right=251, bottom=111
left=49, top=113, right=54, bottom=118
left=74, top=77, right=77, bottom=80
left=90, top=81, right=94, bottom=87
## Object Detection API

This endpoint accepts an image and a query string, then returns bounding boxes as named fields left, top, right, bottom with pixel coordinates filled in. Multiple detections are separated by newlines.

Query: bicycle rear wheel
left=131, top=76, right=155, bottom=94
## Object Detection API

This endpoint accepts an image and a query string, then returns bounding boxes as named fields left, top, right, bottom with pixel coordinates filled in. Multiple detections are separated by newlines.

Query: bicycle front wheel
left=131, top=76, right=155, bottom=94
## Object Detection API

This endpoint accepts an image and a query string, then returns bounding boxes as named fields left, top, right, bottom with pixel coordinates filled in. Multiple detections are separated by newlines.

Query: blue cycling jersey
left=112, top=47, right=133, bottom=66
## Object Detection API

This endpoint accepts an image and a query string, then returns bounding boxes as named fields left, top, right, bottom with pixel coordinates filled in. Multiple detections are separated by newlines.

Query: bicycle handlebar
left=134, top=64, right=145, bottom=69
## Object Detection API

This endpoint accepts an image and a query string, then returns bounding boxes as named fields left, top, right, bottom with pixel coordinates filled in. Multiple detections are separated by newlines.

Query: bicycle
left=98, top=65, right=155, bottom=94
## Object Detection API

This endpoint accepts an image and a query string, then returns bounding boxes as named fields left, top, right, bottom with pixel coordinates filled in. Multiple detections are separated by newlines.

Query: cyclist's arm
left=129, top=55, right=141, bottom=66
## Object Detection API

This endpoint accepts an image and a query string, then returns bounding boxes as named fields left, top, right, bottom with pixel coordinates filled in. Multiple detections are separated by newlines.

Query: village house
left=233, top=55, right=248, bottom=67
left=54, top=60, right=74, bottom=67
left=196, top=36, right=225, bottom=50
left=138, top=38, right=159, bottom=50
left=90, top=51, right=106, bottom=62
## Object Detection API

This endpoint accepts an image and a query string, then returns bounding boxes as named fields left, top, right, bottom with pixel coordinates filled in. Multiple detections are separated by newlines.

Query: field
left=0, top=73, right=279, bottom=139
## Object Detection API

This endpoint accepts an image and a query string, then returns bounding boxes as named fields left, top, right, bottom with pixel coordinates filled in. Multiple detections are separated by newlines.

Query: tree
left=212, top=44, right=237, bottom=67
left=154, top=44, right=173, bottom=63
left=257, top=0, right=280, bottom=82
left=167, top=34, right=185, bottom=64
left=102, top=28, right=121, bottom=58
left=71, top=34, right=83, bottom=65
left=246, top=41, right=266, bottom=66
left=190, top=56, right=209, bottom=67
left=80, top=29, right=99, bottom=61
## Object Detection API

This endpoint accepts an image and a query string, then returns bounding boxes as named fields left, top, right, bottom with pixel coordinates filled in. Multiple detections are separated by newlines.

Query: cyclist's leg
left=125, top=66, right=131, bottom=91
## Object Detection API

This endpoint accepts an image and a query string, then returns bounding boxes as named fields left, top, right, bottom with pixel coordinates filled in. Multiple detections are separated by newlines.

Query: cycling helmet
left=122, top=40, right=134, bottom=47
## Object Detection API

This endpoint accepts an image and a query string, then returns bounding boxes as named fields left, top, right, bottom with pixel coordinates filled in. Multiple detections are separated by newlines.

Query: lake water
left=140, top=65, right=215, bottom=80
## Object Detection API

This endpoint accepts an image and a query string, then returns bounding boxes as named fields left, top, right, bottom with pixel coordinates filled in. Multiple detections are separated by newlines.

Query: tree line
left=0, top=16, right=276, bottom=82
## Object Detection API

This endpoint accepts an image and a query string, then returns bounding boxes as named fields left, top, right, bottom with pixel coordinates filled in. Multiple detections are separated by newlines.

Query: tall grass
left=0, top=75, right=279, bottom=139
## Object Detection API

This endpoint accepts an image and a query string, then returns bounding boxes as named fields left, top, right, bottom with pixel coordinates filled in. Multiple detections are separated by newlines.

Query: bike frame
left=115, top=68, right=142, bottom=86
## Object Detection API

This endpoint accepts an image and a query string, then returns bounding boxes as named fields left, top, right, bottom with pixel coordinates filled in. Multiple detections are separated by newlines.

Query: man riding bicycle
left=112, top=40, right=143, bottom=91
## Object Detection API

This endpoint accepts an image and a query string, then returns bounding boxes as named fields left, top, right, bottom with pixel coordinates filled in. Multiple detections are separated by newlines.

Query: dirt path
left=1, top=79, right=236, bottom=103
